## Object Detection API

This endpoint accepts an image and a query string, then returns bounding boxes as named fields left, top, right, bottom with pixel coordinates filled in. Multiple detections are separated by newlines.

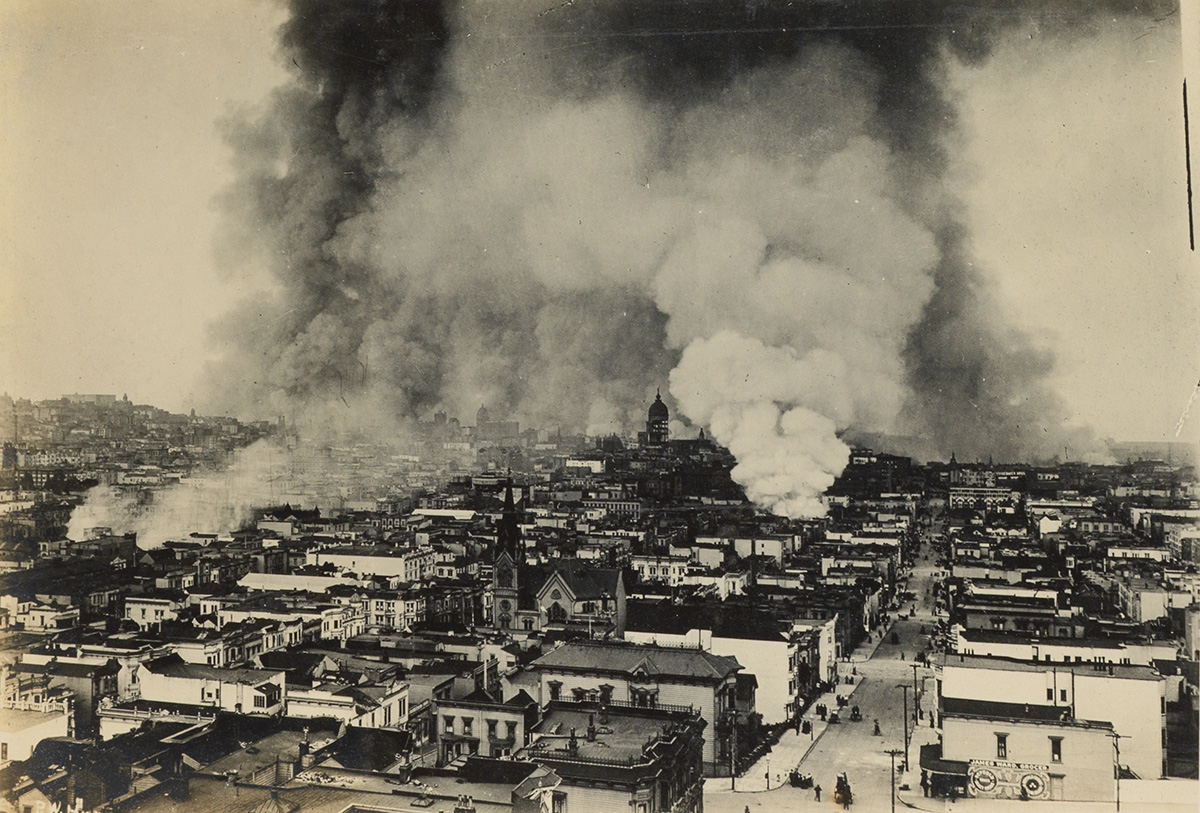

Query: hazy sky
left=0, top=1, right=287, bottom=410
left=1, top=1, right=1195, bottom=443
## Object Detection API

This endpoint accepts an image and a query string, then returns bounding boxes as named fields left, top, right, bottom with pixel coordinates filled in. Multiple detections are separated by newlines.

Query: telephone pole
left=1112, top=731, right=1126, bottom=810
left=911, top=662, right=921, bottom=722
left=728, top=710, right=737, bottom=790
left=886, top=749, right=905, bottom=813
left=897, top=684, right=910, bottom=770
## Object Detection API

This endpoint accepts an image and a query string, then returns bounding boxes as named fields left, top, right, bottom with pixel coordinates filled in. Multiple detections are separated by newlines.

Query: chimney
left=587, top=714, right=596, bottom=742
left=568, top=728, right=578, bottom=754
left=599, top=704, right=609, bottom=724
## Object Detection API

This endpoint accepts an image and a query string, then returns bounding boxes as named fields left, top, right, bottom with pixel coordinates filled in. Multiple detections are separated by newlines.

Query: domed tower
left=646, top=389, right=669, bottom=445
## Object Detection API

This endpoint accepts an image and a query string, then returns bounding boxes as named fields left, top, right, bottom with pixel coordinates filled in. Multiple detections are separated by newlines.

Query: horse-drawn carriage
left=789, top=769, right=814, bottom=789
left=834, top=773, right=853, bottom=808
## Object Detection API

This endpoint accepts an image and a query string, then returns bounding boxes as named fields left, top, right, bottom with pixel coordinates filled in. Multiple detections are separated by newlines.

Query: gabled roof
left=532, top=640, right=742, bottom=682
left=536, top=559, right=621, bottom=601
left=505, top=689, right=537, bottom=708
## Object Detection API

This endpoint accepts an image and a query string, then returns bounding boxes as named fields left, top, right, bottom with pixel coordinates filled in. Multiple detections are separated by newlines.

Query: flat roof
left=942, top=697, right=1113, bottom=730
left=524, top=705, right=688, bottom=765
left=942, top=653, right=1162, bottom=680
left=0, top=707, right=67, bottom=732
left=147, top=658, right=281, bottom=686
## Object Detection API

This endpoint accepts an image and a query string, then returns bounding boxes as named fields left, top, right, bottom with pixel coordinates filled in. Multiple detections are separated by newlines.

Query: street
left=706, top=534, right=942, bottom=813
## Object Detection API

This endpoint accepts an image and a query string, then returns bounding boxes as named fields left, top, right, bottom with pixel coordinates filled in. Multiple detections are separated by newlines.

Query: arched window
left=498, top=613, right=511, bottom=629
left=548, top=602, right=567, bottom=623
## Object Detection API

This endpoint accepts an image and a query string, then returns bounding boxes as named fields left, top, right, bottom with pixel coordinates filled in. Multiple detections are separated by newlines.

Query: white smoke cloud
left=670, top=332, right=854, bottom=517
left=67, top=440, right=322, bottom=548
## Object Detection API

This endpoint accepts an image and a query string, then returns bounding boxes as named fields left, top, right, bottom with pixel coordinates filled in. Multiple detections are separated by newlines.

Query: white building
left=139, top=655, right=285, bottom=716
left=941, top=654, right=1166, bottom=779
left=630, top=554, right=689, bottom=586
left=306, top=545, right=435, bottom=583
left=287, top=680, right=409, bottom=729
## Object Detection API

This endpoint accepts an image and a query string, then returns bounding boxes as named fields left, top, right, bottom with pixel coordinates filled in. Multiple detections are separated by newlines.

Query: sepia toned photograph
left=1, top=1, right=1197, bottom=811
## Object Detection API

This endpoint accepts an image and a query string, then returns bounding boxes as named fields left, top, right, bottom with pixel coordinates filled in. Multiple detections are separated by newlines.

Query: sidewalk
left=721, top=625, right=897, bottom=794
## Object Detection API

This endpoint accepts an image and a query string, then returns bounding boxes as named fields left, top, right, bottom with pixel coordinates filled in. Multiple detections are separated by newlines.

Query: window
left=1, top=743, right=7, bottom=760
left=253, top=695, right=267, bottom=708
left=506, top=721, right=517, bottom=740
left=1049, top=737, right=1062, bottom=763
left=488, top=719, right=497, bottom=739
left=1046, top=689, right=1053, bottom=701
left=549, top=681, right=562, bottom=701
left=462, top=718, right=473, bottom=736
left=572, top=688, right=586, bottom=702
left=1060, top=689, right=1067, bottom=702
left=996, top=733, right=1008, bottom=759
left=444, top=716, right=454, bottom=733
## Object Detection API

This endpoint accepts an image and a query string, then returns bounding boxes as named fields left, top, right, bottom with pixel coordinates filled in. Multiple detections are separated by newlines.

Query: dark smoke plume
left=207, top=0, right=1170, bottom=515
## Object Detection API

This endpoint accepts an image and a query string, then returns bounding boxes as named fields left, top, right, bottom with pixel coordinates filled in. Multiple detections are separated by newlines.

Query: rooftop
left=942, top=696, right=1113, bottom=730
left=942, top=653, right=1163, bottom=681
left=521, top=701, right=700, bottom=768
left=532, top=640, right=742, bottom=682
left=145, top=654, right=282, bottom=686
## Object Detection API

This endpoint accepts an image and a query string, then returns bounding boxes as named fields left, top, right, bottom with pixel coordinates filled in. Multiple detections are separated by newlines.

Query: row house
left=287, top=679, right=410, bottom=730
left=217, top=593, right=367, bottom=642
left=631, top=554, right=689, bottom=586
left=435, top=688, right=539, bottom=765
left=169, top=617, right=307, bottom=667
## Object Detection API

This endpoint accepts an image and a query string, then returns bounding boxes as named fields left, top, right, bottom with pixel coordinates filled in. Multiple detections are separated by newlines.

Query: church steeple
left=496, top=477, right=520, bottom=559
left=491, top=477, right=521, bottom=630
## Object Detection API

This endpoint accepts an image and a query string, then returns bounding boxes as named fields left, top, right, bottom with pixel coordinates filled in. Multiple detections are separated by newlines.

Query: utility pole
left=729, top=710, right=737, bottom=791
left=1112, top=731, right=1126, bottom=811
left=896, top=684, right=910, bottom=770
left=886, top=748, right=905, bottom=813
left=912, top=662, right=921, bottom=722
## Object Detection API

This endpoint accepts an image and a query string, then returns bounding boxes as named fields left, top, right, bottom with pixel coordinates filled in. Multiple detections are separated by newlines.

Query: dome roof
left=648, top=390, right=669, bottom=419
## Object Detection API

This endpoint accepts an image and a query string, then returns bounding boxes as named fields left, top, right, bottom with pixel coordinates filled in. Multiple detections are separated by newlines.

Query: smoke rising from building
left=205, top=0, right=1157, bottom=517
left=66, top=441, right=283, bottom=547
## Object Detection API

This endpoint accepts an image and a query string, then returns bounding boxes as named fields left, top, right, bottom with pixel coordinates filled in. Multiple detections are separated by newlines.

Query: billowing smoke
left=67, top=441, right=285, bottom=547
left=205, top=0, right=1161, bottom=517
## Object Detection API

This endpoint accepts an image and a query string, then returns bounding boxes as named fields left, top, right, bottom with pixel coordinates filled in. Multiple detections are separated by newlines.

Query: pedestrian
left=814, top=784, right=822, bottom=802
left=744, top=807, right=750, bottom=813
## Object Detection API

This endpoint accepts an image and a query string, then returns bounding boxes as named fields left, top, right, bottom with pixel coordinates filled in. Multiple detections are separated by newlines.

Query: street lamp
left=885, top=748, right=905, bottom=813
left=897, top=684, right=910, bottom=771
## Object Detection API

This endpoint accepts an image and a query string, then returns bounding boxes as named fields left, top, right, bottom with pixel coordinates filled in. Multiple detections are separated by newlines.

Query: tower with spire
left=491, top=477, right=521, bottom=630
